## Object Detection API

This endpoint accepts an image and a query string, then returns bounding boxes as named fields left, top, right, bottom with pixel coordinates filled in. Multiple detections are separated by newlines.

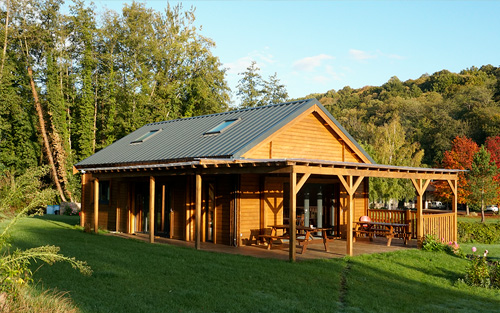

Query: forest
left=0, top=0, right=499, bottom=207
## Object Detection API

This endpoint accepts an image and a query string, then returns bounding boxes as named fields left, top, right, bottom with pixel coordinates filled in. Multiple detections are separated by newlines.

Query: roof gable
left=75, top=99, right=374, bottom=168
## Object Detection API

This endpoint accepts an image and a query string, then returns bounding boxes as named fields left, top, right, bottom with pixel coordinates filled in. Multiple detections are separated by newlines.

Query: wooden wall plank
left=243, top=112, right=362, bottom=162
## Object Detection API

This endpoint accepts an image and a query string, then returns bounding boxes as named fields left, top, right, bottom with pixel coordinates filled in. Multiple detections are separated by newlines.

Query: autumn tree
left=434, top=136, right=479, bottom=214
left=467, top=147, right=499, bottom=222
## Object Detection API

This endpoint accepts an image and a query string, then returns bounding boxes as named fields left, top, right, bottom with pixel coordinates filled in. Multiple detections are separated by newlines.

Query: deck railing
left=422, top=213, right=455, bottom=243
left=368, top=209, right=455, bottom=241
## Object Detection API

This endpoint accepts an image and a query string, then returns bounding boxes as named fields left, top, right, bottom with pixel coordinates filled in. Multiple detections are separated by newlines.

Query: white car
left=485, top=205, right=499, bottom=213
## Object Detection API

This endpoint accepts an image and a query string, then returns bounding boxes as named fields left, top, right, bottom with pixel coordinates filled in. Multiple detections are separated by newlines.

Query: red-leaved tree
left=434, top=136, right=479, bottom=213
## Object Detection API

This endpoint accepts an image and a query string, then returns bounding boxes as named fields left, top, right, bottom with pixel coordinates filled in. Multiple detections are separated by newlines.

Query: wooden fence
left=368, top=209, right=455, bottom=242
left=422, top=213, right=455, bottom=243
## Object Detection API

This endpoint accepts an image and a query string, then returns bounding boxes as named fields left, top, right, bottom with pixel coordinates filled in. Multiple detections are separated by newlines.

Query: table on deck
left=261, top=225, right=333, bottom=253
left=353, top=221, right=410, bottom=246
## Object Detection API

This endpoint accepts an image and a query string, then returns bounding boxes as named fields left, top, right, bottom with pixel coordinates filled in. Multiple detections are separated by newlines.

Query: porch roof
left=80, top=157, right=462, bottom=180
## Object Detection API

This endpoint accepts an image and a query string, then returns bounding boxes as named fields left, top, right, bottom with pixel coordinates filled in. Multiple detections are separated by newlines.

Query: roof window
left=130, top=129, right=161, bottom=144
left=205, top=118, right=240, bottom=135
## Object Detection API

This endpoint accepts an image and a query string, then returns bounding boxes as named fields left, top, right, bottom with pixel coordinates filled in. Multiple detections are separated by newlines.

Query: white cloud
left=349, top=49, right=405, bottom=62
left=292, top=54, right=335, bottom=72
left=224, top=48, right=276, bottom=75
left=349, top=49, right=377, bottom=61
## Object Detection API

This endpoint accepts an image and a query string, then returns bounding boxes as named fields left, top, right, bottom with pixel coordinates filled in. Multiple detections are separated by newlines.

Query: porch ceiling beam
left=293, top=165, right=457, bottom=180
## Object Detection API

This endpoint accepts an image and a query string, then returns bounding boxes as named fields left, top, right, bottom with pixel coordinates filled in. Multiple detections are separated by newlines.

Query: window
left=204, top=118, right=240, bottom=135
left=130, top=129, right=161, bottom=144
left=99, top=181, right=110, bottom=205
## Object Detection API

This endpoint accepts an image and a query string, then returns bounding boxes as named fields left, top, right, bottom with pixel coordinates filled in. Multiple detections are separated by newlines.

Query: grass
left=5, top=215, right=500, bottom=313
left=458, top=214, right=500, bottom=224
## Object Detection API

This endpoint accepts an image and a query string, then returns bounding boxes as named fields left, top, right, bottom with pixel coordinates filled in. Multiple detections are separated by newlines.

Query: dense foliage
left=306, top=66, right=500, bottom=166
left=0, top=0, right=230, bottom=201
left=0, top=0, right=499, bottom=206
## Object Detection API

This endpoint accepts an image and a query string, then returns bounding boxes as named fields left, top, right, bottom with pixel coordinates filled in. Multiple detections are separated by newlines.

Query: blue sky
left=88, top=1, right=500, bottom=104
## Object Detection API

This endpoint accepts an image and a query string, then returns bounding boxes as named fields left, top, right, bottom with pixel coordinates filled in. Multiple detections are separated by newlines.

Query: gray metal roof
left=75, top=99, right=375, bottom=168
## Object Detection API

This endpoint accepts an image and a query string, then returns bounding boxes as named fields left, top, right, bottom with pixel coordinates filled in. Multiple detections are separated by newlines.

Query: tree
left=367, top=116, right=424, bottom=206
left=262, top=72, right=288, bottom=105
left=236, top=61, right=263, bottom=108
left=467, top=147, right=499, bottom=222
left=485, top=136, right=500, bottom=203
left=434, top=136, right=479, bottom=214
left=236, top=61, right=288, bottom=108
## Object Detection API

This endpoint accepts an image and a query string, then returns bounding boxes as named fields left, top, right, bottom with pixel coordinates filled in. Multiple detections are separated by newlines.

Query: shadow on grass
left=344, top=252, right=500, bottom=313
left=9, top=216, right=500, bottom=313
left=9, top=217, right=345, bottom=313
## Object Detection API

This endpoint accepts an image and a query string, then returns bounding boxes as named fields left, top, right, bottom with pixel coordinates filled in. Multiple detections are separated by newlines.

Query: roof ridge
left=145, top=99, right=314, bottom=127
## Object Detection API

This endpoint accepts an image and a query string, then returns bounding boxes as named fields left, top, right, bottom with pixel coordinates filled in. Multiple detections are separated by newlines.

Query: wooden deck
left=110, top=233, right=417, bottom=261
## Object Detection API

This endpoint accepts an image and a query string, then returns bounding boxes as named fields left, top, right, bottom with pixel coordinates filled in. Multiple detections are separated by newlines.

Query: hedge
left=458, top=221, right=500, bottom=244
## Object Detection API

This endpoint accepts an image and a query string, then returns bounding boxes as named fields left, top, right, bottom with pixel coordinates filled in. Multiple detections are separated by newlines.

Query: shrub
left=422, top=235, right=465, bottom=257
left=462, top=247, right=500, bottom=288
left=458, top=221, right=500, bottom=244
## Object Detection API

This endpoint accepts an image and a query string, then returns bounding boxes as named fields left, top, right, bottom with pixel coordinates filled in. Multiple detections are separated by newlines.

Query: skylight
left=130, top=129, right=161, bottom=144
left=205, top=118, right=240, bottom=135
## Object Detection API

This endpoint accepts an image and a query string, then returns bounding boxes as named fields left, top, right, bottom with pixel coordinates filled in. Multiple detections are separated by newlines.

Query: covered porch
left=83, top=158, right=460, bottom=261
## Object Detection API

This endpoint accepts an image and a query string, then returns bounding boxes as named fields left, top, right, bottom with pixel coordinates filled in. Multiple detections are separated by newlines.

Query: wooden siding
left=243, top=112, right=362, bottom=162
left=264, top=177, right=285, bottom=227
left=239, top=174, right=261, bottom=245
left=214, top=176, right=233, bottom=245
left=81, top=173, right=93, bottom=228
left=170, top=177, right=186, bottom=240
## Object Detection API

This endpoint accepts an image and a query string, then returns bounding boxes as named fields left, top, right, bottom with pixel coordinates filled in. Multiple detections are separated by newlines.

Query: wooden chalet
left=75, top=99, right=461, bottom=261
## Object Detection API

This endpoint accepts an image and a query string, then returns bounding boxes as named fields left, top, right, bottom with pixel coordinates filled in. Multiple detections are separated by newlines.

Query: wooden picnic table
left=260, top=225, right=333, bottom=253
left=353, top=221, right=410, bottom=246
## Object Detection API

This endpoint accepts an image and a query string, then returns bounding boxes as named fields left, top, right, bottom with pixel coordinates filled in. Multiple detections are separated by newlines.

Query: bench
left=258, top=234, right=290, bottom=250
left=353, top=221, right=410, bottom=246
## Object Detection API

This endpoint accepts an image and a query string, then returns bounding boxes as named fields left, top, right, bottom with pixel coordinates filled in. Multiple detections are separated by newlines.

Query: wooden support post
left=411, top=178, right=429, bottom=247
left=93, top=178, right=99, bottom=234
left=347, top=183, right=354, bottom=256
left=289, top=170, right=297, bottom=262
left=161, top=185, right=166, bottom=233
left=195, top=174, right=202, bottom=250
left=337, top=175, right=364, bottom=256
left=447, top=179, right=458, bottom=242
left=80, top=172, right=87, bottom=228
left=149, top=176, right=155, bottom=243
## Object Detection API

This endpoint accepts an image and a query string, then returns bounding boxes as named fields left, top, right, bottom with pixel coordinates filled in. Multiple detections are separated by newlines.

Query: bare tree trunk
left=466, top=203, right=470, bottom=216
left=93, top=73, right=98, bottom=153
left=27, top=66, right=67, bottom=202
left=0, top=0, right=10, bottom=83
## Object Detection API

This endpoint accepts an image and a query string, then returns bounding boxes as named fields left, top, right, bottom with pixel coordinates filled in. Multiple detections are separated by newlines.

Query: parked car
left=430, top=201, right=445, bottom=209
left=485, top=205, right=499, bottom=213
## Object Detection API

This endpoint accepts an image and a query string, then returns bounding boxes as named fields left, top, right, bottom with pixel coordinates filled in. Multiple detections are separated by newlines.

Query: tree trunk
left=481, top=197, right=485, bottom=223
left=466, top=203, right=469, bottom=216
left=27, top=66, right=67, bottom=202
left=0, top=0, right=10, bottom=83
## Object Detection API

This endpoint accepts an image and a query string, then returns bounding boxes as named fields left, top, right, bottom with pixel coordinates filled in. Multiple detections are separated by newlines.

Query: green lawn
left=458, top=214, right=500, bottom=224
left=6, top=215, right=500, bottom=313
